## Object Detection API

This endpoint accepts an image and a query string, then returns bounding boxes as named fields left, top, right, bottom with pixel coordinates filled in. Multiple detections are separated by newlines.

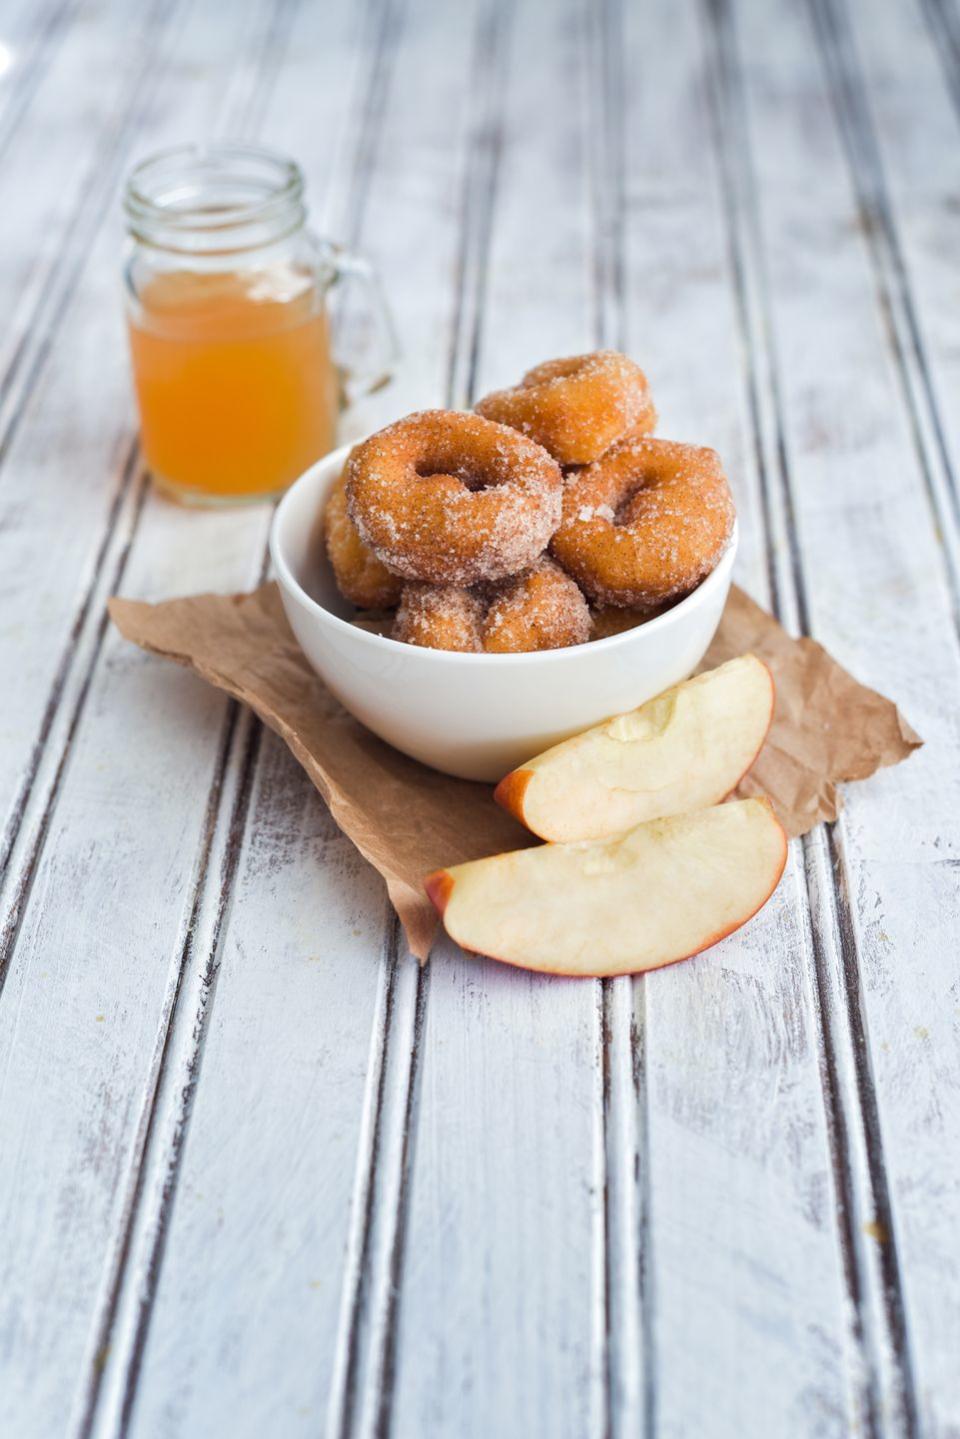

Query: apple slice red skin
left=423, top=870, right=455, bottom=917
left=423, top=801, right=788, bottom=980
left=492, top=768, right=534, bottom=821
left=493, top=658, right=776, bottom=840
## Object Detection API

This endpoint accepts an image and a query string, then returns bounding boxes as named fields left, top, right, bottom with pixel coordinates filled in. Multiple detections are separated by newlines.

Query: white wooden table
left=1, top=0, right=958, bottom=1434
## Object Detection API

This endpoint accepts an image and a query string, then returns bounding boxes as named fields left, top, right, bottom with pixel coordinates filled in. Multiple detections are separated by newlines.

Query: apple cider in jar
left=124, top=144, right=395, bottom=506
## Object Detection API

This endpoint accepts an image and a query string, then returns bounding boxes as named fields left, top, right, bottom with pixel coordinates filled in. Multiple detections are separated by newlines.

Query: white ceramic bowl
left=270, top=442, right=738, bottom=781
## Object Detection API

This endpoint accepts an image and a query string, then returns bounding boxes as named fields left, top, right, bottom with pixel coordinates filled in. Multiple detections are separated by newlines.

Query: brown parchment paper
left=108, top=583, right=921, bottom=959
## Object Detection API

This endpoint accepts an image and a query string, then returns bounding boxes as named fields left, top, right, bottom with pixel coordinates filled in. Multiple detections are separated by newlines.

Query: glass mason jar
left=123, top=143, right=396, bottom=506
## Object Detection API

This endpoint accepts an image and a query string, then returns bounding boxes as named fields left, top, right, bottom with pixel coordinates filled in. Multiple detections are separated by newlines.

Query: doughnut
left=482, top=558, right=590, bottom=653
left=346, top=410, right=562, bottom=585
left=550, top=435, right=734, bottom=607
left=394, top=582, right=484, bottom=652
left=475, top=351, right=656, bottom=466
left=393, top=559, right=591, bottom=654
left=323, top=467, right=402, bottom=610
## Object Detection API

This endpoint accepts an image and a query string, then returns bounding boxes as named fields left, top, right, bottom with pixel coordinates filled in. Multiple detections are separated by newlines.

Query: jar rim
left=124, top=141, right=306, bottom=254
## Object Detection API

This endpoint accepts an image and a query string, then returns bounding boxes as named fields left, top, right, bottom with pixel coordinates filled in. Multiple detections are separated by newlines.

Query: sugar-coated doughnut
left=324, top=468, right=402, bottom=610
left=475, top=351, right=656, bottom=466
left=393, top=583, right=485, bottom=652
left=347, top=410, right=562, bottom=585
left=393, top=559, right=591, bottom=654
left=483, top=558, right=591, bottom=653
left=551, top=435, right=734, bottom=607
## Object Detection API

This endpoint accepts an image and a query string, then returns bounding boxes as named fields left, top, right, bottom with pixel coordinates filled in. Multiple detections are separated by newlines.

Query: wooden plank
left=0, top=0, right=79, bottom=159
left=0, top=3, right=328, bottom=1434
left=383, top=4, right=608, bottom=1437
left=695, top=1, right=917, bottom=1430
left=86, top=1, right=490, bottom=1435
left=0, top=0, right=179, bottom=453
left=832, top=0, right=960, bottom=611
left=723, top=0, right=960, bottom=1432
left=919, top=0, right=960, bottom=123
left=605, top=2, right=866, bottom=1434
left=0, top=0, right=278, bottom=932
left=95, top=729, right=391, bottom=1438
left=0, top=4, right=956, bottom=1437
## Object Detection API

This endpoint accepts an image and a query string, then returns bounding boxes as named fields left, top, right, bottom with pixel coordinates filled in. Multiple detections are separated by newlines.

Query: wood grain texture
left=746, top=1, right=960, bottom=1431
left=721, top=0, right=960, bottom=1432
left=116, top=2, right=494, bottom=1436
left=0, top=0, right=957, bottom=1436
left=0, top=1, right=320, bottom=1433
left=616, top=3, right=862, bottom=1435
left=386, top=4, right=608, bottom=1436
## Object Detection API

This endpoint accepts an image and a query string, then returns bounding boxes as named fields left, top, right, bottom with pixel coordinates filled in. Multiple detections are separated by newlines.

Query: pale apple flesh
left=494, top=654, right=774, bottom=843
left=424, top=797, right=787, bottom=978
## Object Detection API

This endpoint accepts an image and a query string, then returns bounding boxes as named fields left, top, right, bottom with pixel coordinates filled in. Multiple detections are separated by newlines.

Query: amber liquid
left=127, top=267, right=339, bottom=503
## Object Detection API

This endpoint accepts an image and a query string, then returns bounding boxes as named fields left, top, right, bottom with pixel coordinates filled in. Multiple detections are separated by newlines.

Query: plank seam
left=590, top=0, right=650, bottom=1429
left=371, top=960, right=430, bottom=1439
left=73, top=0, right=409, bottom=1428
left=230, top=0, right=306, bottom=142
left=698, top=0, right=790, bottom=622
left=69, top=696, right=249, bottom=1439
left=700, top=1, right=920, bottom=1432
left=350, top=4, right=514, bottom=1432
left=598, top=980, right=614, bottom=1439
left=589, top=0, right=622, bottom=1431
left=632, top=984, right=655, bottom=1439
left=919, top=0, right=960, bottom=125
left=326, top=915, right=402, bottom=1439
left=810, top=0, right=960, bottom=631
left=0, top=0, right=79, bottom=162
left=0, top=0, right=293, bottom=1003
left=0, top=453, right=149, bottom=991
left=111, top=715, right=266, bottom=1437
left=822, top=826, right=922, bottom=1433
left=49, top=0, right=347, bottom=1426
left=445, top=0, right=512, bottom=412
left=337, top=0, right=406, bottom=250
left=0, top=0, right=186, bottom=478
left=801, top=832, right=884, bottom=1436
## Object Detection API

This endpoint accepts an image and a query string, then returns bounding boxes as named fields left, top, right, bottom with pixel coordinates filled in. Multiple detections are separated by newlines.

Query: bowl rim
left=270, top=440, right=739, bottom=666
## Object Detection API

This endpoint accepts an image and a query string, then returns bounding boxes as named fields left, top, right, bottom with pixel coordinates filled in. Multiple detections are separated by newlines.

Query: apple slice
left=424, top=797, right=786, bottom=978
left=494, top=654, right=774, bottom=842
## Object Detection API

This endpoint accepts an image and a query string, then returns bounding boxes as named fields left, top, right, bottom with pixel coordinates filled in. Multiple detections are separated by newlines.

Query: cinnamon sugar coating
left=323, top=466, right=402, bottom=610
left=483, top=558, right=591, bottom=653
left=551, top=435, right=734, bottom=607
left=475, top=351, right=656, bottom=466
left=393, top=559, right=590, bottom=654
left=346, top=410, right=562, bottom=585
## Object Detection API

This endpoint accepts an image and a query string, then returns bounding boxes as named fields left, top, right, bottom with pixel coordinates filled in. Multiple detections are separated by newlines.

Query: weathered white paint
left=0, top=1, right=355, bottom=1434
left=384, top=5, right=609, bottom=1437
left=0, top=0, right=280, bottom=903
left=614, top=3, right=868, bottom=1436
left=0, top=0, right=957, bottom=1437
left=731, top=2, right=960, bottom=1433
left=116, top=1, right=493, bottom=1433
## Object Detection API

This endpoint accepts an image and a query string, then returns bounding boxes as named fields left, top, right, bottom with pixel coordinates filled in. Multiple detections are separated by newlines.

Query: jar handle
left=317, top=237, right=399, bottom=407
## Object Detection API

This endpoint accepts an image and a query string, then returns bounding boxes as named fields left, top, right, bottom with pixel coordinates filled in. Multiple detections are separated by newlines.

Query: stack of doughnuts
left=324, top=351, right=735, bottom=653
